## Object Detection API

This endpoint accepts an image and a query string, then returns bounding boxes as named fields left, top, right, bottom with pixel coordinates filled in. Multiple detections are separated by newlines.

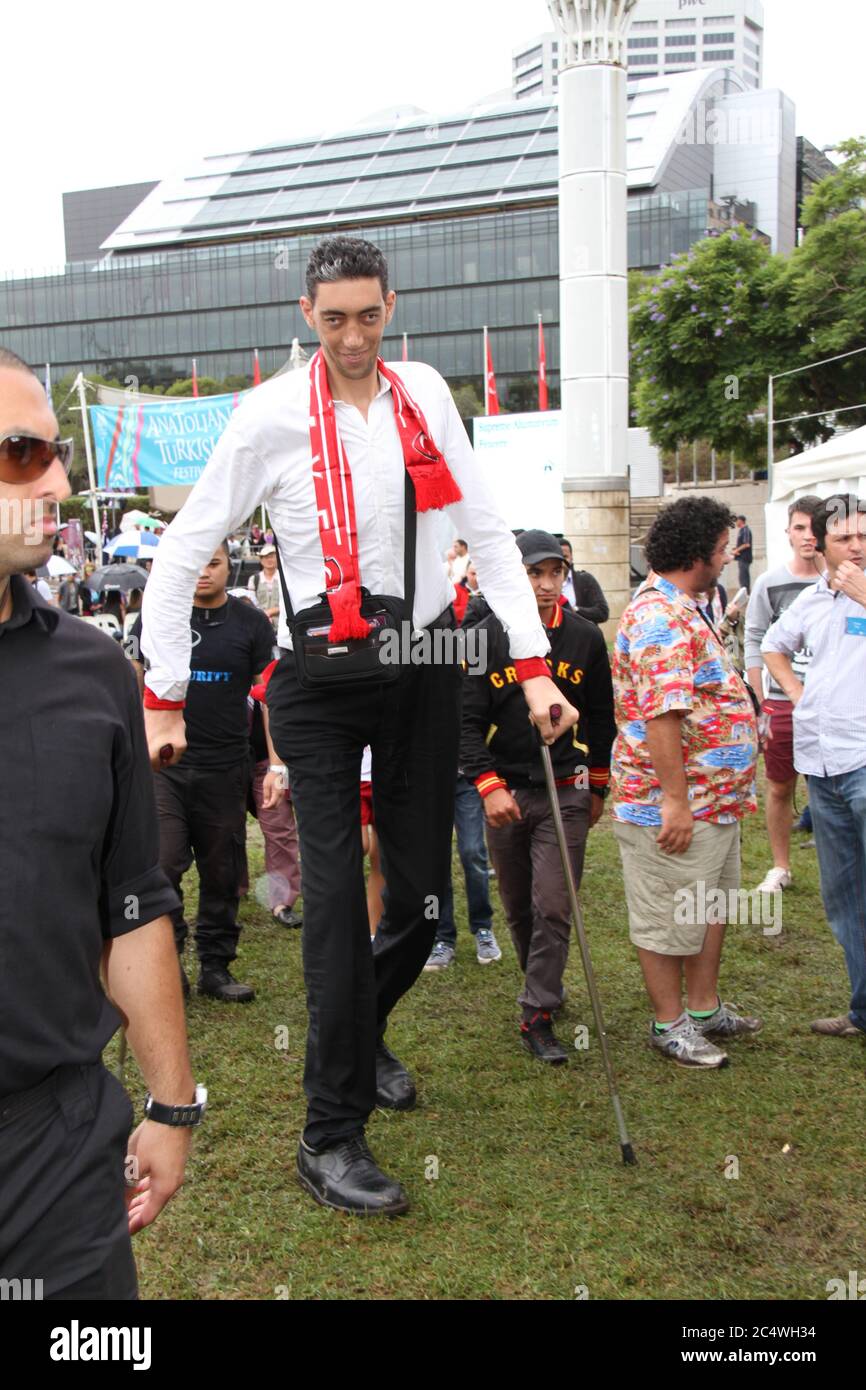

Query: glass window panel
left=335, top=174, right=432, bottom=209
left=383, top=122, right=469, bottom=150
left=506, top=155, right=558, bottom=188
left=443, top=134, right=536, bottom=165
left=461, top=113, right=551, bottom=140
left=367, top=147, right=447, bottom=175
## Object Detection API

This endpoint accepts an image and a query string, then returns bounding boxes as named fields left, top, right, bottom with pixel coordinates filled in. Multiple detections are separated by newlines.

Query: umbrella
left=104, top=529, right=161, bottom=560
left=46, top=555, right=76, bottom=577
left=88, top=564, right=149, bottom=594
left=120, top=509, right=163, bottom=533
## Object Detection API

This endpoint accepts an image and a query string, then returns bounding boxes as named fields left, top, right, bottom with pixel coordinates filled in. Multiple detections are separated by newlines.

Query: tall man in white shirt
left=762, top=495, right=866, bottom=1039
left=140, top=236, right=576, bottom=1215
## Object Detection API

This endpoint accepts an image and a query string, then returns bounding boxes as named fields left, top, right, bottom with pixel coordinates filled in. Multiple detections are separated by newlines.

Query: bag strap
left=275, top=470, right=417, bottom=627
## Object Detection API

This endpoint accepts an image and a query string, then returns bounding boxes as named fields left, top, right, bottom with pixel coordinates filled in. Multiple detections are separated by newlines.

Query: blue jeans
left=437, top=776, right=494, bottom=945
left=807, top=769, right=866, bottom=1031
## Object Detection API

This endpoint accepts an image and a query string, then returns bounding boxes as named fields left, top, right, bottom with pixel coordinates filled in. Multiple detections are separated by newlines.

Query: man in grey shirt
left=744, top=496, right=823, bottom=894
left=762, top=494, right=866, bottom=1039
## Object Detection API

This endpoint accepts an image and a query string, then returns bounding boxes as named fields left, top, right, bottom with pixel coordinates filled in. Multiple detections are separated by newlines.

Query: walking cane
left=539, top=705, right=637, bottom=1166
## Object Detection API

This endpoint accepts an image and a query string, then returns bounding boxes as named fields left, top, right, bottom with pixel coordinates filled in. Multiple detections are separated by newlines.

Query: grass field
left=118, top=785, right=866, bottom=1301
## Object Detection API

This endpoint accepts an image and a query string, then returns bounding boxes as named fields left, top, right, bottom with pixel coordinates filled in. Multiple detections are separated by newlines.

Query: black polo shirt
left=0, top=575, right=179, bottom=1096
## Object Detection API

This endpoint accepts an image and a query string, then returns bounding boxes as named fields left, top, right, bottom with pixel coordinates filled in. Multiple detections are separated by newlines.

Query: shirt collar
left=0, top=573, right=61, bottom=638
left=647, top=574, right=698, bottom=610
left=545, top=599, right=564, bottom=631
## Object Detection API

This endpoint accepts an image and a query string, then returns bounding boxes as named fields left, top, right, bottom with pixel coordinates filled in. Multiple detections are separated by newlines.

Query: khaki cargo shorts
left=612, top=819, right=741, bottom=956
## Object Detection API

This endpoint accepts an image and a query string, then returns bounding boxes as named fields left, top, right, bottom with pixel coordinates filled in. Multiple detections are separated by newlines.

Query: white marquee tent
left=765, top=426, right=866, bottom=571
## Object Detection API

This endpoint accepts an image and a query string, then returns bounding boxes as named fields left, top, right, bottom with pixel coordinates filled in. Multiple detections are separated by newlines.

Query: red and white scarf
left=308, top=350, right=462, bottom=640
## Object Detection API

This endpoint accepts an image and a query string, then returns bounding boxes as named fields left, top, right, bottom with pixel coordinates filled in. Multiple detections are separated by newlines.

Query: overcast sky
left=2, top=0, right=864, bottom=277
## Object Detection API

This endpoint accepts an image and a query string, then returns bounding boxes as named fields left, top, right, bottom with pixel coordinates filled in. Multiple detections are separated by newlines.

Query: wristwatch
left=590, top=785, right=610, bottom=801
left=144, top=1084, right=208, bottom=1127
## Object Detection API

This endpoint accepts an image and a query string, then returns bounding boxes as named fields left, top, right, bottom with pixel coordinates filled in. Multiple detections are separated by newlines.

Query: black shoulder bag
left=273, top=473, right=416, bottom=691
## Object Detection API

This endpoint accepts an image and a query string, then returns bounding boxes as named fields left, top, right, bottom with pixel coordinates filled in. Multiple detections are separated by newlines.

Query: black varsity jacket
left=461, top=598, right=616, bottom=798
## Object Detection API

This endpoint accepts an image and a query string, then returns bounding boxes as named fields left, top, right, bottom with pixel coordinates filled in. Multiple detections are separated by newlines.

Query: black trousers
left=153, top=758, right=250, bottom=969
left=267, top=611, right=462, bottom=1150
left=0, top=1062, right=137, bottom=1300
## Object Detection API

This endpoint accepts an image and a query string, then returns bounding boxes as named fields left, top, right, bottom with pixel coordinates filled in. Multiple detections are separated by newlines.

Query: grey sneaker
left=810, top=1014, right=866, bottom=1037
left=649, top=1014, right=729, bottom=1068
left=475, top=929, right=502, bottom=964
left=423, top=941, right=455, bottom=972
left=697, top=1002, right=763, bottom=1040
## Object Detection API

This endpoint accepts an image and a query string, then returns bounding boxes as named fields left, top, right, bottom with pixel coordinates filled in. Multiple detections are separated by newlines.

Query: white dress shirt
left=142, top=360, right=549, bottom=701
left=761, top=574, right=866, bottom=776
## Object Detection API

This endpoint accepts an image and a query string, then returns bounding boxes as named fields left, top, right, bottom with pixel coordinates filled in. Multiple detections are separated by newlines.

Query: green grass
left=114, top=789, right=866, bottom=1301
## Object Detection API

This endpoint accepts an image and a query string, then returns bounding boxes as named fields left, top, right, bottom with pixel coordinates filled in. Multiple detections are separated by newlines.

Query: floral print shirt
left=611, top=575, right=758, bottom=826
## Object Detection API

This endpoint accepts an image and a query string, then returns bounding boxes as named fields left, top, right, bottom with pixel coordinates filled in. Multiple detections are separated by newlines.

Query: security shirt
left=133, top=596, right=274, bottom=769
left=0, top=576, right=179, bottom=1096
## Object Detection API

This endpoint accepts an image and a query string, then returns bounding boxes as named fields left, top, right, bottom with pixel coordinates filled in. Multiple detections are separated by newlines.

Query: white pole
left=767, top=373, right=774, bottom=498
left=483, top=325, right=489, bottom=416
left=76, top=372, right=102, bottom=554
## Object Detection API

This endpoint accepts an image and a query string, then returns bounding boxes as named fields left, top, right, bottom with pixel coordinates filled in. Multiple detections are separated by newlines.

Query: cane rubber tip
left=159, top=744, right=174, bottom=764
left=621, top=1143, right=637, bottom=1167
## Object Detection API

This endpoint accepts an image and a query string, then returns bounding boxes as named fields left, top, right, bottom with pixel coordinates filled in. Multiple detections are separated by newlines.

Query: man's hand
left=125, top=1119, right=191, bottom=1235
left=521, top=676, right=578, bottom=745
left=589, top=794, right=605, bottom=829
left=144, top=708, right=187, bottom=770
left=262, top=769, right=288, bottom=810
left=831, top=561, right=866, bottom=608
left=484, top=788, right=522, bottom=827
left=657, top=797, right=694, bottom=855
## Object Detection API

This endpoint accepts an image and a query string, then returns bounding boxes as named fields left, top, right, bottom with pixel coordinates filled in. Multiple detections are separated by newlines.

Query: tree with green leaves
left=630, top=138, right=866, bottom=457
left=630, top=230, right=787, bottom=459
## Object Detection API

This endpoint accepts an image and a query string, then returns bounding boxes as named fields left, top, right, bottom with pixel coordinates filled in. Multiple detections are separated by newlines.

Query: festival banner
left=89, top=390, right=246, bottom=489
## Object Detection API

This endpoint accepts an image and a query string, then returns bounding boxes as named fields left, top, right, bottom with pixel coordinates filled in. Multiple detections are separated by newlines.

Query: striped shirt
left=761, top=575, right=866, bottom=776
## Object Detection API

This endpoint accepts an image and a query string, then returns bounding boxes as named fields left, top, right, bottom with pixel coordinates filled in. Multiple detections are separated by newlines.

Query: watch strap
left=144, top=1084, right=207, bottom=1127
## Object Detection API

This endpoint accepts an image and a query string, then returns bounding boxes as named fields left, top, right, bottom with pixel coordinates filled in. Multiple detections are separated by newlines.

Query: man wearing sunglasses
left=0, top=348, right=197, bottom=1299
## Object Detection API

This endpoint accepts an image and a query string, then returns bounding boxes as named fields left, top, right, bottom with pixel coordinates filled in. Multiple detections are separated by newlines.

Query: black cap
left=516, top=529, right=568, bottom=566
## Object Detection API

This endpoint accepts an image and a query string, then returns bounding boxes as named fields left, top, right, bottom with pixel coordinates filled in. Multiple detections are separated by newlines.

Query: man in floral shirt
left=612, top=497, right=761, bottom=1069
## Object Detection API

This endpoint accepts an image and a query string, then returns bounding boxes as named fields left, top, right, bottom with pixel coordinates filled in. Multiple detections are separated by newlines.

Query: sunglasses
left=0, top=432, right=74, bottom=484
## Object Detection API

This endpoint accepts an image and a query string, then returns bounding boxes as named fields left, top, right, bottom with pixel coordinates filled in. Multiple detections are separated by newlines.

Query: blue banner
left=90, top=391, right=247, bottom=488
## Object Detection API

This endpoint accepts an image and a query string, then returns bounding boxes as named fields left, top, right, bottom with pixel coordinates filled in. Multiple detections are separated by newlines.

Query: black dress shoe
left=375, top=1040, right=417, bottom=1111
left=296, top=1135, right=410, bottom=1215
left=197, top=967, right=256, bottom=1003
left=520, top=1012, right=569, bottom=1065
left=273, top=905, right=303, bottom=928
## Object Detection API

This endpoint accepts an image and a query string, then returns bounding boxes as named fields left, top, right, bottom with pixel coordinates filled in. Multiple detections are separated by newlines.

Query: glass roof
left=101, top=73, right=746, bottom=253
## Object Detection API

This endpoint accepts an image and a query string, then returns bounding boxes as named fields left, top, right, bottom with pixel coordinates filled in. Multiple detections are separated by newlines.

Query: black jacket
left=570, top=570, right=609, bottom=625
left=461, top=601, right=616, bottom=794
